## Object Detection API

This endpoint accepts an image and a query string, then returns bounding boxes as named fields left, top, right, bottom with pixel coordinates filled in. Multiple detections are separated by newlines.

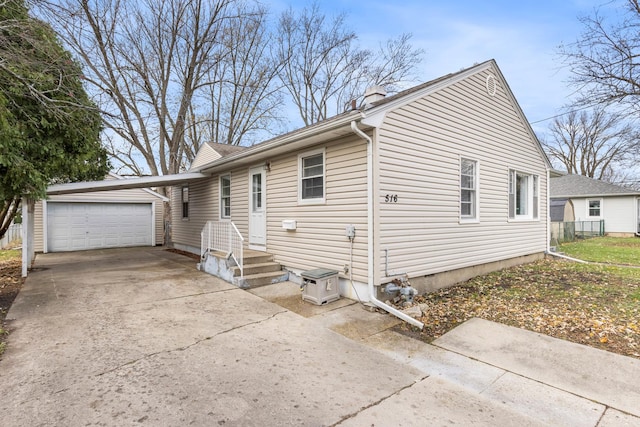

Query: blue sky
left=269, top=0, right=624, bottom=140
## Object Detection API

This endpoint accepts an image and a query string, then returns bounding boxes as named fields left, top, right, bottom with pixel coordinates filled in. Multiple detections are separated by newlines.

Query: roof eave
left=198, top=111, right=366, bottom=173
left=551, top=193, right=640, bottom=198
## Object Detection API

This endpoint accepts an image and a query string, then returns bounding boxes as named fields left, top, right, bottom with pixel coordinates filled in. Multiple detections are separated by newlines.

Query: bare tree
left=560, top=0, right=640, bottom=117
left=188, top=2, right=284, bottom=151
left=543, top=108, right=637, bottom=181
left=34, top=0, right=281, bottom=179
left=275, top=2, right=423, bottom=126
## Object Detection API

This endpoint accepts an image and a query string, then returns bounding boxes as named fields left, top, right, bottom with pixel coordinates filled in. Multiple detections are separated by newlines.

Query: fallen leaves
left=394, top=258, right=640, bottom=359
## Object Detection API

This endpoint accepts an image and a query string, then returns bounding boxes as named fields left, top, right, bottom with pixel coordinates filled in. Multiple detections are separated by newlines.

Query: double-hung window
left=181, top=186, right=189, bottom=219
left=460, top=158, right=478, bottom=221
left=299, top=149, right=325, bottom=203
left=587, top=199, right=602, bottom=218
left=508, top=169, right=539, bottom=220
left=220, top=175, right=231, bottom=219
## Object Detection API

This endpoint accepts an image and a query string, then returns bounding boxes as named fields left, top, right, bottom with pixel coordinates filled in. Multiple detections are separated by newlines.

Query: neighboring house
left=170, top=59, right=551, bottom=303
left=550, top=174, right=640, bottom=237
left=34, top=173, right=168, bottom=253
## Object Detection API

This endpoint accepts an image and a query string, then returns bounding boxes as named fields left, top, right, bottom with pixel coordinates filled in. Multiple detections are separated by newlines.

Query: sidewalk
left=252, top=281, right=640, bottom=426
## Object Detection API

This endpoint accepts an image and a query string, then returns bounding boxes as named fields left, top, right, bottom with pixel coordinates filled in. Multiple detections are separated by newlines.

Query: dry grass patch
left=396, top=259, right=640, bottom=359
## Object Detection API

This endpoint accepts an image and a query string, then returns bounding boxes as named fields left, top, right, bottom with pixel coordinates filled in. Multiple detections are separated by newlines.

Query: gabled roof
left=207, top=142, right=247, bottom=157
left=197, top=110, right=365, bottom=173
left=197, top=59, right=551, bottom=173
left=367, top=60, right=494, bottom=109
left=550, top=174, right=640, bottom=198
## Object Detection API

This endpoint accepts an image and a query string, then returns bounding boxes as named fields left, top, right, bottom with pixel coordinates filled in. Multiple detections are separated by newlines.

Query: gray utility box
left=301, top=268, right=340, bottom=305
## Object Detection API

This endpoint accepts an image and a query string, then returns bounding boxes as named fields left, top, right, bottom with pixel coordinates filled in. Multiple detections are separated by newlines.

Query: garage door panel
left=47, top=202, right=153, bottom=252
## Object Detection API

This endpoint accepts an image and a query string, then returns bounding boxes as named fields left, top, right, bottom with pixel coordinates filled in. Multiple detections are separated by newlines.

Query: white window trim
left=219, top=174, right=231, bottom=220
left=508, top=169, right=540, bottom=222
left=460, top=157, right=480, bottom=224
left=298, top=148, right=326, bottom=205
left=181, top=185, right=189, bottom=220
left=586, top=198, right=603, bottom=219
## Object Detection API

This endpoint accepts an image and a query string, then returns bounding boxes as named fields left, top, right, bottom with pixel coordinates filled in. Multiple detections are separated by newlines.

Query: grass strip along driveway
left=397, top=237, right=640, bottom=359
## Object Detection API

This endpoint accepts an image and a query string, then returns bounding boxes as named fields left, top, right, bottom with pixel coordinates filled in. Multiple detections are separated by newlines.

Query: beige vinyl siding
left=172, top=137, right=369, bottom=280
left=377, top=66, right=548, bottom=279
left=189, top=145, right=221, bottom=171
left=170, top=178, right=217, bottom=251
left=170, top=170, right=249, bottom=252
left=34, top=187, right=166, bottom=252
left=34, top=201, right=44, bottom=251
left=267, top=136, right=368, bottom=282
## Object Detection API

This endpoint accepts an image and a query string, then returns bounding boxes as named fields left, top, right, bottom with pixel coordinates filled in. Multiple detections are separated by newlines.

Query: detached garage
left=34, top=174, right=168, bottom=253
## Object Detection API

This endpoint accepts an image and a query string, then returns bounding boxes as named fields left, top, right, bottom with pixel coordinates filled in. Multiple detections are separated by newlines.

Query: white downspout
left=547, top=169, right=551, bottom=253
left=350, top=121, right=424, bottom=330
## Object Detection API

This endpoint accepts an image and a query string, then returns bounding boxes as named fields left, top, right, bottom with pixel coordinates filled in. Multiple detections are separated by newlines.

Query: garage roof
left=46, top=172, right=208, bottom=195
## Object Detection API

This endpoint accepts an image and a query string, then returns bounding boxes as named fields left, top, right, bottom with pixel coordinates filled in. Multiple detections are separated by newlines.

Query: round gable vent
left=486, top=74, right=497, bottom=96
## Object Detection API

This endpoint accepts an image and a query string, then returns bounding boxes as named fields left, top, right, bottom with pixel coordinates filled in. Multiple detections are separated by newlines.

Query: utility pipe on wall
left=350, top=121, right=424, bottom=330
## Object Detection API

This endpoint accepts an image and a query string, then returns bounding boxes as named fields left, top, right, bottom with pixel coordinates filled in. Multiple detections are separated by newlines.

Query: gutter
left=350, top=121, right=424, bottom=330
left=198, top=111, right=364, bottom=174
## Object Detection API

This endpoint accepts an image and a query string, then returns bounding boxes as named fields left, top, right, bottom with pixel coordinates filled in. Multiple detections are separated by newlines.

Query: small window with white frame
left=299, top=148, right=325, bottom=203
left=587, top=198, right=602, bottom=218
left=460, top=157, right=478, bottom=221
left=220, top=174, right=231, bottom=219
left=508, top=169, right=539, bottom=220
left=181, top=186, right=189, bottom=219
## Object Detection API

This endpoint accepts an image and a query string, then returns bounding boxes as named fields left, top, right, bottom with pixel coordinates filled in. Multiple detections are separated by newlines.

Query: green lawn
left=559, top=237, right=640, bottom=265
left=0, top=249, right=20, bottom=262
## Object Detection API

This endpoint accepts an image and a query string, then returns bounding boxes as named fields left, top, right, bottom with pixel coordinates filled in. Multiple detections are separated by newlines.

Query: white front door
left=249, top=166, right=266, bottom=249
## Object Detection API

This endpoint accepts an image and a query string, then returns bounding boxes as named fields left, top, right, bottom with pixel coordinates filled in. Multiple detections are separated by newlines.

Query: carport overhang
left=22, top=172, right=209, bottom=277
left=46, top=172, right=208, bottom=195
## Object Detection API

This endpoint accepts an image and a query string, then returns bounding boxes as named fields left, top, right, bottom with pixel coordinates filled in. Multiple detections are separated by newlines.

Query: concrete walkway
left=1, top=247, right=639, bottom=426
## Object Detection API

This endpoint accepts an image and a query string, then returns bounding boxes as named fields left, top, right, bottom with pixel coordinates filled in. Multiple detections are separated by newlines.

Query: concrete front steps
left=200, top=249, right=289, bottom=289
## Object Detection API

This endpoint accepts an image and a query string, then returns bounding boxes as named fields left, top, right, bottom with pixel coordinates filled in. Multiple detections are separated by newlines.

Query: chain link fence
left=550, top=220, right=605, bottom=244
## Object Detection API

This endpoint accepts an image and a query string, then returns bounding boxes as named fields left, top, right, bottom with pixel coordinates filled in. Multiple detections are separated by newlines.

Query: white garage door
left=47, top=202, right=153, bottom=252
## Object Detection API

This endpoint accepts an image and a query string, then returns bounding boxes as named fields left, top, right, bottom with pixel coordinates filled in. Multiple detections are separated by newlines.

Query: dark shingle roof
left=550, top=174, right=640, bottom=197
left=367, top=60, right=495, bottom=109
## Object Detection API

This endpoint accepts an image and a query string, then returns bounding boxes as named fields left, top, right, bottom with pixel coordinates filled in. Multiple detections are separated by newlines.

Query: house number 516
left=385, top=194, right=398, bottom=203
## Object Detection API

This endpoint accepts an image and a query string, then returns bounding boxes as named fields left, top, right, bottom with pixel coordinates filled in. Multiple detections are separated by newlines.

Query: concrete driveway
left=1, top=247, right=639, bottom=426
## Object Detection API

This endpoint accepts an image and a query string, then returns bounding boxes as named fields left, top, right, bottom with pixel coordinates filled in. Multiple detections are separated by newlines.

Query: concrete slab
left=252, top=281, right=399, bottom=341
left=0, top=248, right=426, bottom=426
left=482, top=372, right=604, bottom=425
left=337, top=376, right=548, bottom=427
left=308, top=302, right=401, bottom=342
left=365, top=330, right=605, bottom=426
left=4, top=248, right=640, bottom=426
left=599, top=409, right=640, bottom=427
left=9, top=248, right=233, bottom=318
left=248, top=280, right=354, bottom=317
left=364, top=329, right=505, bottom=393
left=433, top=317, right=640, bottom=417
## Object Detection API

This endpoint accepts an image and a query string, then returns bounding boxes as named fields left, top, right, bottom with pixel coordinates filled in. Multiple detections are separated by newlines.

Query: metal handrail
left=200, top=221, right=244, bottom=279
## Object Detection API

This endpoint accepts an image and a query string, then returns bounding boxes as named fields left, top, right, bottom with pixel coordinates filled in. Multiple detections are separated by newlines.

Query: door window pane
left=252, top=173, right=262, bottom=211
